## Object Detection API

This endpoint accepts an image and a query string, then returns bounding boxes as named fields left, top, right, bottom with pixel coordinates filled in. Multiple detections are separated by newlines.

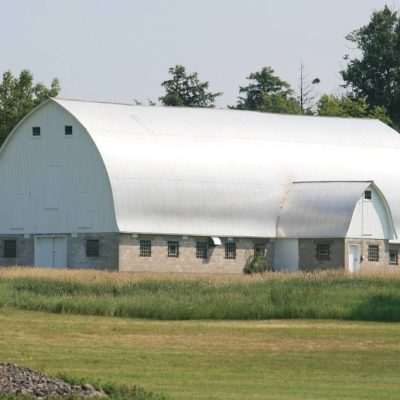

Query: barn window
left=168, top=241, right=179, bottom=257
left=65, top=125, right=73, bottom=135
left=316, top=244, right=330, bottom=261
left=368, top=245, right=379, bottom=262
left=32, top=127, right=41, bottom=136
left=365, top=190, right=372, bottom=200
left=86, top=239, right=99, bottom=257
left=390, top=250, right=398, bottom=266
left=140, top=240, right=152, bottom=257
left=225, top=241, right=236, bottom=259
left=196, top=241, right=208, bottom=259
left=4, top=240, right=16, bottom=258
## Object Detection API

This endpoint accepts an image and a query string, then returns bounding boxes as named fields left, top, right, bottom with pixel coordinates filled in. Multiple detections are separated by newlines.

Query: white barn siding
left=0, top=102, right=117, bottom=234
left=346, top=187, right=393, bottom=239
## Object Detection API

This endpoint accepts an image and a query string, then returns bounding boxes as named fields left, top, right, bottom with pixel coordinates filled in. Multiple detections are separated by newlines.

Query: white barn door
left=34, top=236, right=67, bottom=268
left=348, top=245, right=361, bottom=273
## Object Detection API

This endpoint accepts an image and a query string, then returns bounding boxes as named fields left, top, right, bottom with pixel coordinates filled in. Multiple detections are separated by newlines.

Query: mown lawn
left=0, top=308, right=399, bottom=400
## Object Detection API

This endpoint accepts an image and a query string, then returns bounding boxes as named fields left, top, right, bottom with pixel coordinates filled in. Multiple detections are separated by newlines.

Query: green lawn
left=0, top=308, right=399, bottom=399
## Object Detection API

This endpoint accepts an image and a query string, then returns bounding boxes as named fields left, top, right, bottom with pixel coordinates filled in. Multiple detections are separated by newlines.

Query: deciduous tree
left=317, top=94, right=392, bottom=125
left=0, top=70, right=60, bottom=145
left=341, top=6, right=400, bottom=129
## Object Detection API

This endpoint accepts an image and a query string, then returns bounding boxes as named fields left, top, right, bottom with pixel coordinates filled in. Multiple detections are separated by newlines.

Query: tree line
left=0, top=5, right=399, bottom=147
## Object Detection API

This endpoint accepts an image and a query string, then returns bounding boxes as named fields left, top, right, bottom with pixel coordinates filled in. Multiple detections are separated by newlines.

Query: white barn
left=0, top=97, right=399, bottom=273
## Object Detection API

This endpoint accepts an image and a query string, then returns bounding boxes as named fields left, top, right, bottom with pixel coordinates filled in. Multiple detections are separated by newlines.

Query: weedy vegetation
left=1, top=268, right=400, bottom=321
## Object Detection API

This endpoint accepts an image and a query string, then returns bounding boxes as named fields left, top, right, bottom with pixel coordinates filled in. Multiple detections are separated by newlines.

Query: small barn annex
left=0, top=98, right=399, bottom=273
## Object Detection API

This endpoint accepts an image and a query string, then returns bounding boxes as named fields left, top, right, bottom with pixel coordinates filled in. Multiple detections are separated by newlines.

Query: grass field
left=1, top=268, right=400, bottom=321
left=0, top=308, right=399, bottom=400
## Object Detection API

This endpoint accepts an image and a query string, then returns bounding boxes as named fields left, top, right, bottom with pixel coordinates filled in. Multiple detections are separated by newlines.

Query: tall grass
left=1, top=268, right=400, bottom=321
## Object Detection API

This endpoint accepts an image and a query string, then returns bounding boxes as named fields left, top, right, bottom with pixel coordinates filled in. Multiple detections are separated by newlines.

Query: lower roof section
left=277, top=181, right=373, bottom=238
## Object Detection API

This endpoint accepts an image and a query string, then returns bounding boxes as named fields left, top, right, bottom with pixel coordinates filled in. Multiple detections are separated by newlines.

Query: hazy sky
left=1, top=0, right=399, bottom=107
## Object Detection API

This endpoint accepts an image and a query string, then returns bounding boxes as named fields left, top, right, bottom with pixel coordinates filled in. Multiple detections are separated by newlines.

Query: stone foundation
left=299, top=239, right=345, bottom=271
left=119, top=235, right=273, bottom=274
left=344, top=238, right=394, bottom=272
left=68, top=233, right=119, bottom=270
left=0, top=232, right=397, bottom=273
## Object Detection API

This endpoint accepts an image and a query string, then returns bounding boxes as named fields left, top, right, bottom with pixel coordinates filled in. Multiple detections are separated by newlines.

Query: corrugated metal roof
left=51, top=98, right=400, bottom=237
left=277, top=181, right=372, bottom=238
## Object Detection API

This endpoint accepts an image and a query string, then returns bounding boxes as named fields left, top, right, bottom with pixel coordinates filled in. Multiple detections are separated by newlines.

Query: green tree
left=159, top=65, right=222, bottom=107
left=0, top=70, right=60, bottom=145
left=234, top=67, right=301, bottom=114
left=341, top=6, right=400, bottom=129
left=317, top=94, right=392, bottom=125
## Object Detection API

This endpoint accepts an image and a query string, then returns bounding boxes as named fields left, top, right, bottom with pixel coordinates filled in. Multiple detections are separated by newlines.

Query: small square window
left=140, top=240, right=152, bottom=257
left=390, top=250, right=398, bottom=266
left=365, top=190, right=372, bottom=200
left=65, top=125, right=73, bottom=135
left=254, top=244, right=266, bottom=258
left=32, top=127, right=41, bottom=136
left=196, top=241, right=208, bottom=259
left=168, top=241, right=179, bottom=257
left=225, top=241, right=236, bottom=259
left=86, top=239, right=99, bottom=257
left=368, top=245, right=379, bottom=262
left=4, top=240, right=16, bottom=258
left=316, top=244, right=330, bottom=261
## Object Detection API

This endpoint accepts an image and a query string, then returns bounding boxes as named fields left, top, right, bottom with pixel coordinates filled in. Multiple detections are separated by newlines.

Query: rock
left=0, top=363, right=106, bottom=398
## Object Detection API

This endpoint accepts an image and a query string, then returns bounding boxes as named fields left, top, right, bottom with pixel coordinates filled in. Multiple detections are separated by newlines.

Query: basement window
left=140, top=240, right=152, bottom=257
left=167, top=241, right=179, bottom=258
left=65, top=125, right=73, bottom=135
left=225, top=241, right=236, bottom=260
left=4, top=240, right=16, bottom=258
left=32, top=127, right=41, bottom=136
left=86, top=239, right=99, bottom=257
left=390, top=250, right=398, bottom=266
left=316, top=244, right=330, bottom=261
left=196, top=241, right=208, bottom=259
left=368, top=245, right=379, bottom=262
left=365, top=190, right=372, bottom=200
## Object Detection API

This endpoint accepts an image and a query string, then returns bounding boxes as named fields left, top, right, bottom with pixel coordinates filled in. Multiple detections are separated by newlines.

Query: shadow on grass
left=350, top=294, right=400, bottom=322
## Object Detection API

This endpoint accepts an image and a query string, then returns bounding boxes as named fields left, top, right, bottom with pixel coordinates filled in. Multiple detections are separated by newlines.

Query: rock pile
left=0, top=363, right=106, bottom=398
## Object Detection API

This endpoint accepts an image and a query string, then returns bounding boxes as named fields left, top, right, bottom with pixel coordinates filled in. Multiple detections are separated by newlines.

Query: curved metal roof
left=52, top=98, right=400, bottom=238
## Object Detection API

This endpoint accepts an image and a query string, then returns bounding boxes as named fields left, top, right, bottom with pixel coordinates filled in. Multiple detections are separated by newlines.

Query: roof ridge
left=53, top=97, right=384, bottom=123
left=55, top=97, right=134, bottom=107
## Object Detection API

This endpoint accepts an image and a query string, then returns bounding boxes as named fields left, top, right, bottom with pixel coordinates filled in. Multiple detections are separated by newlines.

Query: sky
left=1, top=0, right=399, bottom=107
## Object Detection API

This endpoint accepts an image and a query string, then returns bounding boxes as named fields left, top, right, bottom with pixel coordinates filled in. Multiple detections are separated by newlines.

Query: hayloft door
left=348, top=245, right=361, bottom=273
left=34, top=236, right=67, bottom=268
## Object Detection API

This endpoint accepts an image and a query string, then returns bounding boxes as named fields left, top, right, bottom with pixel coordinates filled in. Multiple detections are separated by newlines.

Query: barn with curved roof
left=0, top=97, right=399, bottom=272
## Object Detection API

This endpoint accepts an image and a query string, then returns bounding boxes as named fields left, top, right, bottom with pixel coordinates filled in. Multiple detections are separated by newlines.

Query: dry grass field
left=1, top=268, right=400, bottom=321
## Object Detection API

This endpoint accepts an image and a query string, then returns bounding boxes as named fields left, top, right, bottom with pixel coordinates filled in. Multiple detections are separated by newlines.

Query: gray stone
left=0, top=363, right=107, bottom=398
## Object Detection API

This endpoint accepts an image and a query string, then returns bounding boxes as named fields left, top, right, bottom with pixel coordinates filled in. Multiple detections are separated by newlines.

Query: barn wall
left=344, top=239, right=390, bottom=271
left=118, top=235, right=273, bottom=274
left=298, top=239, right=345, bottom=271
left=68, top=233, right=119, bottom=270
left=0, top=101, right=117, bottom=235
left=273, top=239, right=299, bottom=272
left=0, top=235, right=34, bottom=266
